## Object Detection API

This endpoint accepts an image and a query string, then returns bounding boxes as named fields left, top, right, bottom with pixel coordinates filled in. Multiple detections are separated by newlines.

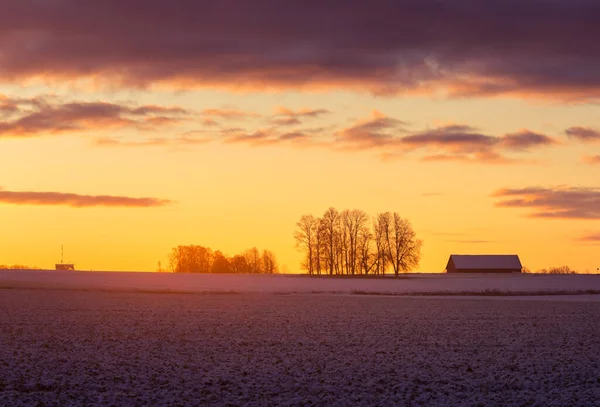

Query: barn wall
left=448, top=268, right=521, bottom=273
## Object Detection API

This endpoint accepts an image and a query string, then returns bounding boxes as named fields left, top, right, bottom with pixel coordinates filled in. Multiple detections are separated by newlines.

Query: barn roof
left=448, top=255, right=522, bottom=270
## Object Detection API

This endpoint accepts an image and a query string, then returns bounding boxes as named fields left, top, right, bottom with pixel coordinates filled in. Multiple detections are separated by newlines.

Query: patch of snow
left=0, top=291, right=599, bottom=406
left=1, top=270, right=600, bottom=298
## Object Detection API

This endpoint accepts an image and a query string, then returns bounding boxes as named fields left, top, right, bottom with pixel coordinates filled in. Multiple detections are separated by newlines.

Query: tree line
left=294, top=208, right=422, bottom=276
left=0, top=264, right=42, bottom=270
left=168, top=245, right=278, bottom=274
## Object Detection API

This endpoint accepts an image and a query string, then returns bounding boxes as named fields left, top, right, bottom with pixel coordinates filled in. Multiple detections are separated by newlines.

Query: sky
left=1, top=0, right=599, bottom=273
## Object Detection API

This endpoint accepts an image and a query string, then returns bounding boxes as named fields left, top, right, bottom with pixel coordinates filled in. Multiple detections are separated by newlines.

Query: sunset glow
left=1, top=1, right=599, bottom=273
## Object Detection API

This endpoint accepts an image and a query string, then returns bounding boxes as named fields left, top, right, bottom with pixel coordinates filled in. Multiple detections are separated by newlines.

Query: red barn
left=445, top=255, right=522, bottom=273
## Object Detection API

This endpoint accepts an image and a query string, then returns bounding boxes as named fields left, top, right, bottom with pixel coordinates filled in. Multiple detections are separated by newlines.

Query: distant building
left=445, top=255, right=522, bottom=273
left=55, top=245, right=75, bottom=271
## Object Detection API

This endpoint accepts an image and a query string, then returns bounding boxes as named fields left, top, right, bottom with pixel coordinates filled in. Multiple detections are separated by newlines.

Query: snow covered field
left=1, top=290, right=599, bottom=406
left=1, top=270, right=600, bottom=296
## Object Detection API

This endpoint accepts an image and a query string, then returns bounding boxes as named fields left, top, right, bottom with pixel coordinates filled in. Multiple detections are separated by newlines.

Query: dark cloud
left=401, top=126, right=497, bottom=153
left=493, top=186, right=600, bottom=219
left=566, top=126, right=600, bottom=142
left=1, top=1, right=599, bottom=99
left=0, top=95, right=189, bottom=138
left=89, top=104, right=558, bottom=163
left=0, top=188, right=171, bottom=207
left=500, top=131, right=558, bottom=150
left=399, top=126, right=555, bottom=163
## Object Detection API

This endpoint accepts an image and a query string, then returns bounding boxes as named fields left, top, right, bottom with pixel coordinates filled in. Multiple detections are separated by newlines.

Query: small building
left=445, top=255, right=522, bottom=273
left=55, top=263, right=75, bottom=271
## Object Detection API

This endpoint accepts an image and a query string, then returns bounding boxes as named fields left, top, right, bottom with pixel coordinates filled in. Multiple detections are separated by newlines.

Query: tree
left=357, top=222, right=377, bottom=275
left=230, top=255, right=250, bottom=274
left=169, top=245, right=213, bottom=273
left=320, top=207, right=340, bottom=275
left=378, top=212, right=422, bottom=276
left=210, top=251, right=232, bottom=274
left=261, top=249, right=278, bottom=274
left=342, top=209, right=369, bottom=275
left=295, top=208, right=422, bottom=276
left=168, top=245, right=277, bottom=274
left=294, top=215, right=318, bottom=274
left=373, top=214, right=389, bottom=275
left=244, top=247, right=263, bottom=274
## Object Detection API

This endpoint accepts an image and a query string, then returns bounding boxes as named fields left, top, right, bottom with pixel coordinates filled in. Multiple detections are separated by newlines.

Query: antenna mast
left=61, top=245, right=64, bottom=264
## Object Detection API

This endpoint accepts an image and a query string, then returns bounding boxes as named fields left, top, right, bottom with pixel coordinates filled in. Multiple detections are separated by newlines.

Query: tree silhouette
left=295, top=208, right=422, bottom=276
left=168, top=245, right=278, bottom=274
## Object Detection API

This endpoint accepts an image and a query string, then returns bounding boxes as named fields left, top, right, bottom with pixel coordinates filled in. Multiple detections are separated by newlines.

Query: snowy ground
left=2, top=270, right=600, bottom=296
left=1, top=290, right=599, bottom=406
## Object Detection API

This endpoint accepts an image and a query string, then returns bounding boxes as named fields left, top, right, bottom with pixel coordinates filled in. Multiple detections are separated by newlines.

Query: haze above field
left=1, top=1, right=599, bottom=272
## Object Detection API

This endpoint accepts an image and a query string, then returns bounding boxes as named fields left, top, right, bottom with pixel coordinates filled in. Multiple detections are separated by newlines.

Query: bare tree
left=168, top=245, right=276, bottom=274
left=294, top=215, right=318, bottom=275
left=230, top=254, right=249, bottom=273
left=378, top=212, right=422, bottom=276
left=320, top=207, right=340, bottom=275
left=314, top=218, right=324, bottom=275
left=210, top=251, right=232, bottom=273
left=261, top=249, right=278, bottom=274
left=342, top=209, right=369, bottom=275
left=373, top=214, right=389, bottom=275
left=295, top=208, right=422, bottom=276
left=244, top=247, right=263, bottom=274
left=169, top=245, right=213, bottom=273
left=357, top=223, right=377, bottom=275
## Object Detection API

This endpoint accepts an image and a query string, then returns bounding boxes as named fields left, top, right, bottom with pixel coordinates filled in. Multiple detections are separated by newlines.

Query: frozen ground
left=1, top=290, right=599, bottom=406
left=2, top=270, right=600, bottom=296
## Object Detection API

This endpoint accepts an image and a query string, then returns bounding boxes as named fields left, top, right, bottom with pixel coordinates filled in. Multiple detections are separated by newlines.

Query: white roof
left=449, top=255, right=522, bottom=270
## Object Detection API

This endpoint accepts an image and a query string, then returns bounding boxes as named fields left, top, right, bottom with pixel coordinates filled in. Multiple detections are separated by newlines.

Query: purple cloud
left=0, top=189, right=172, bottom=208
left=1, top=1, right=599, bottom=99
left=0, top=95, right=189, bottom=138
left=493, top=186, right=600, bottom=219
left=500, top=131, right=558, bottom=150
left=566, top=127, right=600, bottom=142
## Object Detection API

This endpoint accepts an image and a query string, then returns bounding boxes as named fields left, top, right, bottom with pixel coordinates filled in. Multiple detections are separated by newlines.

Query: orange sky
left=1, top=2, right=600, bottom=273
left=1, top=86, right=598, bottom=272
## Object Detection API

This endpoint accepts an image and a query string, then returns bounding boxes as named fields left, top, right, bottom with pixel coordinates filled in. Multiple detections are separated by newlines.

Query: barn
left=445, top=255, right=522, bottom=273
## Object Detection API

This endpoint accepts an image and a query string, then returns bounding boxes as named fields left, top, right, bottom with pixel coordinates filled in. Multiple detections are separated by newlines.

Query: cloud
left=401, top=125, right=497, bottom=153
left=577, top=233, right=600, bottom=242
left=0, top=95, right=189, bottom=138
left=194, top=110, right=557, bottom=163
left=94, top=134, right=210, bottom=147
left=271, top=107, right=331, bottom=126
left=500, top=130, right=559, bottom=150
left=0, top=189, right=172, bottom=207
left=222, top=128, right=311, bottom=147
left=583, top=155, right=600, bottom=164
left=450, top=240, right=495, bottom=244
left=566, top=126, right=600, bottom=142
left=334, top=111, right=406, bottom=150
left=397, top=125, right=555, bottom=163
left=201, top=109, right=260, bottom=120
left=1, top=1, right=599, bottom=100
left=493, top=186, right=600, bottom=219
